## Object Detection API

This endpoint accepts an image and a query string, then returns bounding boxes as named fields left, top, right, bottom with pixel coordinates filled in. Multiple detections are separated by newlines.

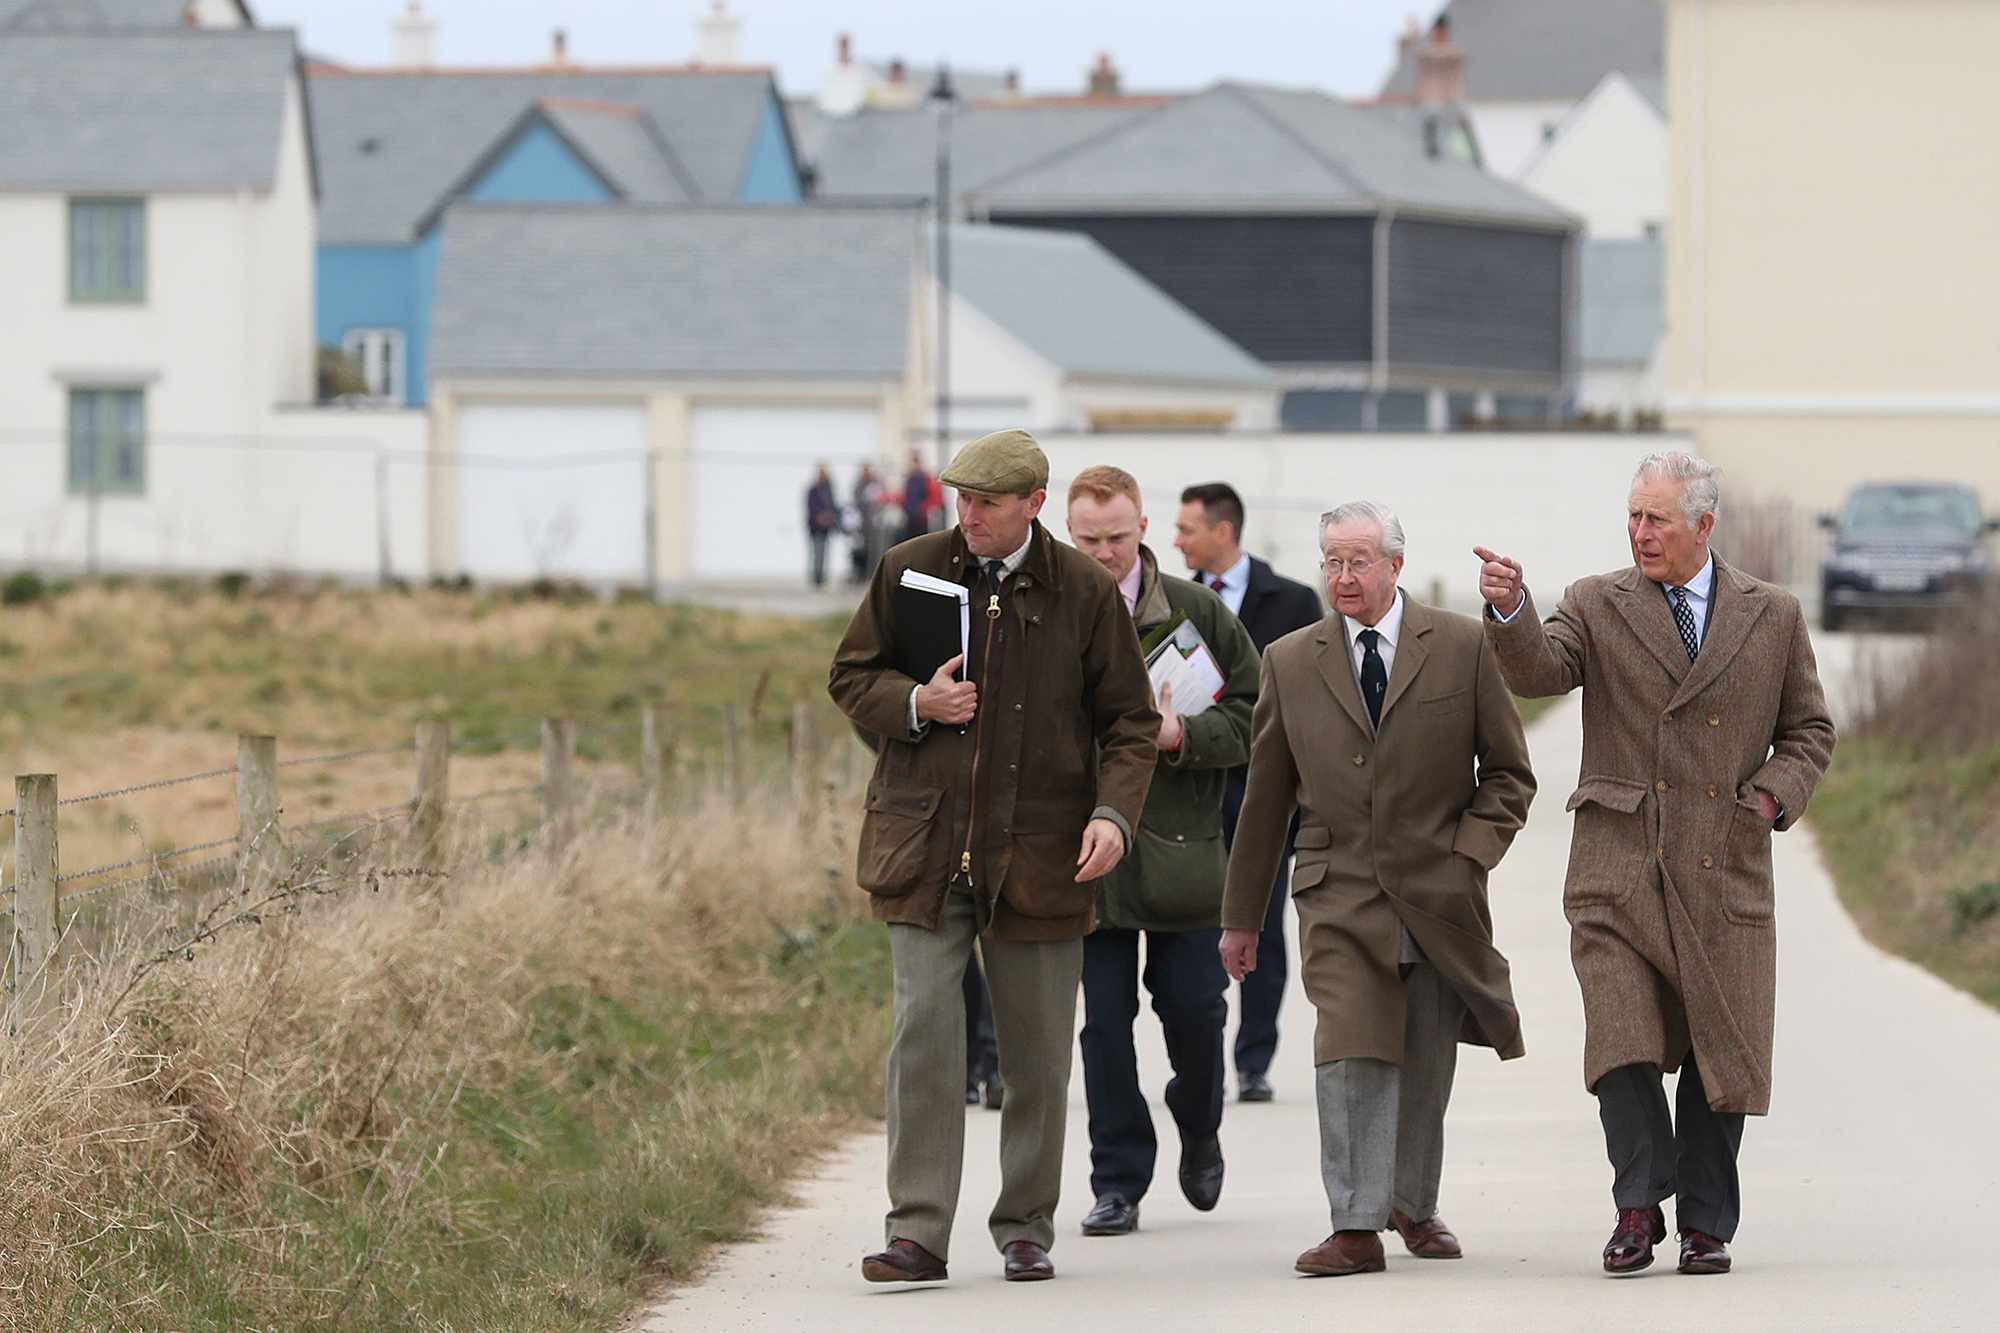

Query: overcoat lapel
left=1311, top=618, right=1373, bottom=737
left=1607, top=565, right=1692, bottom=685
left=1669, top=556, right=1770, bottom=709
left=1375, top=598, right=1434, bottom=726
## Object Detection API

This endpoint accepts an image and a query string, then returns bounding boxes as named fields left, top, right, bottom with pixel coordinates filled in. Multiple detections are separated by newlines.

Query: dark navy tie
left=1357, top=628, right=1388, bottom=729
left=1669, top=586, right=1700, bottom=661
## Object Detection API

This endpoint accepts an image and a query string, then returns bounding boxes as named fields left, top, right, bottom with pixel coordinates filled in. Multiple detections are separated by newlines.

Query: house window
left=69, top=198, right=146, bottom=303
left=67, top=387, right=147, bottom=496
left=341, top=328, right=407, bottom=404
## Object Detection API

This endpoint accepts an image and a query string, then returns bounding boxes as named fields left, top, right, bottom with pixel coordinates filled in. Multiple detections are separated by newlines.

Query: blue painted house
left=306, top=65, right=803, bottom=405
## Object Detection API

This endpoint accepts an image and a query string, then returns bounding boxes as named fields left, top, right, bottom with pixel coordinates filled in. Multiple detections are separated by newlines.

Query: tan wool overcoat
left=1222, top=595, right=1537, bottom=1067
left=1487, top=555, right=1836, bottom=1115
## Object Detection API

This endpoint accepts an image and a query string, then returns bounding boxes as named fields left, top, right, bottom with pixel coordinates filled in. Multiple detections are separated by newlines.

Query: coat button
left=1353, top=753, right=1366, bottom=766
left=1656, top=845, right=1666, bottom=858
left=1708, top=715, right=1720, bottom=727
left=1654, top=779, right=1668, bottom=793
left=1701, top=855, right=1714, bottom=869
left=1013, top=703, right=1023, bottom=711
left=1175, top=834, right=1185, bottom=843
left=1707, top=785, right=1719, bottom=798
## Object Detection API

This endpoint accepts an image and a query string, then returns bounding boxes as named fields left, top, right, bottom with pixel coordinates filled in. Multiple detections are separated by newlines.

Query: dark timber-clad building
left=801, top=81, right=1579, bottom=430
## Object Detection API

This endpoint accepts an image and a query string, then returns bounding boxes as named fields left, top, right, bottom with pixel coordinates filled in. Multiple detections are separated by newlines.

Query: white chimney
left=393, top=1, right=437, bottom=69
left=697, top=1, right=742, bottom=66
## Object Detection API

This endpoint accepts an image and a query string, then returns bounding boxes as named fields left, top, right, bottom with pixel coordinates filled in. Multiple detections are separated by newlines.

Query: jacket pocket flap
left=1564, top=776, right=1650, bottom=814
left=1290, top=858, right=1329, bottom=891
left=1294, top=825, right=1333, bottom=850
left=864, top=784, right=944, bottom=820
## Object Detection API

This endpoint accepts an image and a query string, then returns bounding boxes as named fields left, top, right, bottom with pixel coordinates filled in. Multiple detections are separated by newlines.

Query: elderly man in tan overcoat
left=1477, top=450, right=1836, bottom=1278
left=1221, top=501, right=1535, bottom=1278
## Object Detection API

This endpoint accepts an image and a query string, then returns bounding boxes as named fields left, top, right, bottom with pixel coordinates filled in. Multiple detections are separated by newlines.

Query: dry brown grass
left=0, top=760, right=881, bottom=1329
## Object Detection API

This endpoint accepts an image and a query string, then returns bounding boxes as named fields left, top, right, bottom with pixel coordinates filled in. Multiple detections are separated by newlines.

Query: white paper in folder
left=1147, top=639, right=1226, bottom=718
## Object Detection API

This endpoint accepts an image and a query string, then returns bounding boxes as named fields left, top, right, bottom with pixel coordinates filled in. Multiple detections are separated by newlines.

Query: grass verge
left=0, top=779, right=889, bottom=1329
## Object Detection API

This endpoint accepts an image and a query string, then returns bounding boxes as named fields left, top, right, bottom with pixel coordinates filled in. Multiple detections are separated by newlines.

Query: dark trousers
left=962, top=947, right=998, bottom=1081
left=1079, top=927, right=1227, bottom=1203
left=1221, top=771, right=1293, bottom=1080
left=1596, top=1055, right=1746, bottom=1241
left=808, top=531, right=831, bottom=587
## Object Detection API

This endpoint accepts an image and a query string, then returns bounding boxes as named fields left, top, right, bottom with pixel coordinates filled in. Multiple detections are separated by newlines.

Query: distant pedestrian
left=849, top=463, right=887, bottom=583
left=903, top=448, right=942, bottom=544
left=806, top=463, right=840, bottom=588
left=1477, top=451, right=1836, bottom=1277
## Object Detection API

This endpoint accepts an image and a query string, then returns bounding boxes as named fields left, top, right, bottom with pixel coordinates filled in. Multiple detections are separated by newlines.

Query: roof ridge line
left=1215, top=83, right=1380, bottom=206
left=957, top=95, right=1168, bottom=198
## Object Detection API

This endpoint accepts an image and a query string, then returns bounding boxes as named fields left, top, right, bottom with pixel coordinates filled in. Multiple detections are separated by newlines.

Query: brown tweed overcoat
left=1487, top=555, right=1836, bottom=1115
left=1222, top=596, right=1537, bottom=1067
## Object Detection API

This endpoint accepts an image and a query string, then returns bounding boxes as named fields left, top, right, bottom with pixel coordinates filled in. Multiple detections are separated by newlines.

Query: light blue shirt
left=1206, top=551, right=1252, bottom=617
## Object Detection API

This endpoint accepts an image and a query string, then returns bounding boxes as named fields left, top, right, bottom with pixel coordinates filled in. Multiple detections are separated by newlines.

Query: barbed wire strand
left=56, top=835, right=240, bottom=886
left=450, top=784, right=543, bottom=807
left=278, top=744, right=415, bottom=770
left=292, top=801, right=416, bottom=834
left=57, top=766, right=237, bottom=809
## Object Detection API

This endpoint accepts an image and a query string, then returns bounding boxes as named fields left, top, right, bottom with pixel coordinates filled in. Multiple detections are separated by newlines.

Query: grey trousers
left=1315, top=961, right=1464, bottom=1232
left=885, top=890, right=1082, bottom=1260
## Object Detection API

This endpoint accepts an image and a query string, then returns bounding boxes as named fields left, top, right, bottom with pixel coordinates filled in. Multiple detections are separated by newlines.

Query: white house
left=0, top=0, right=250, bottom=27
left=1517, top=71, right=1667, bottom=242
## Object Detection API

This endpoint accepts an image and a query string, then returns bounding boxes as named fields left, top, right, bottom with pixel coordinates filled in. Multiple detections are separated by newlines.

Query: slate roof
left=1, top=0, right=252, bottom=26
left=0, top=28, right=295, bottom=191
left=537, top=100, right=696, bottom=204
left=948, top=225, right=1271, bottom=386
left=798, top=100, right=1155, bottom=200
left=968, top=82, right=1571, bottom=227
left=1378, top=0, right=1663, bottom=104
left=1579, top=236, right=1662, bottom=365
left=430, top=205, right=919, bottom=381
left=306, top=66, right=783, bottom=244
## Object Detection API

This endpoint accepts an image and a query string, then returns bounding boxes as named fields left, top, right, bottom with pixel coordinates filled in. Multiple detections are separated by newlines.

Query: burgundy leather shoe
left=1388, top=1207, right=1463, bottom=1259
left=1002, top=1240, right=1055, bottom=1281
left=1602, top=1205, right=1667, bottom=1275
left=861, top=1237, right=947, bottom=1283
left=1294, top=1230, right=1387, bottom=1277
left=1677, top=1229, right=1732, bottom=1275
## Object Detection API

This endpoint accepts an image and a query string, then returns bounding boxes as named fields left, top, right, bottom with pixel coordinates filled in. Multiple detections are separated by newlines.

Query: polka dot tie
left=1669, top=586, right=1700, bottom=661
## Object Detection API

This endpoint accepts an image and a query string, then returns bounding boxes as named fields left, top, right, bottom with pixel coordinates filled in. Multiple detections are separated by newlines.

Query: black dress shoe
left=861, top=1237, right=948, bottom=1283
left=1602, top=1204, right=1667, bottom=1275
left=965, top=1079, right=982, bottom=1106
left=1002, top=1240, right=1054, bottom=1281
left=983, top=1076, right=1004, bottom=1111
left=1677, top=1229, right=1732, bottom=1274
left=1080, top=1193, right=1140, bottom=1236
left=1178, top=1136, right=1225, bottom=1212
left=1238, top=1073, right=1274, bottom=1102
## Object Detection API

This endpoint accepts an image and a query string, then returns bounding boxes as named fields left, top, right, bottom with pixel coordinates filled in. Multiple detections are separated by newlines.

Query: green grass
left=1812, top=737, right=2000, bottom=1008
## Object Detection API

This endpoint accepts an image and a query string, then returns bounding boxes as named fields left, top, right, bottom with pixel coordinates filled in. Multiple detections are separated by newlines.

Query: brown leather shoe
left=861, top=1237, right=947, bottom=1283
left=1002, top=1240, right=1055, bottom=1281
left=1294, top=1230, right=1387, bottom=1277
left=1602, top=1205, right=1667, bottom=1275
left=1388, top=1207, right=1463, bottom=1259
left=1677, top=1229, right=1732, bottom=1275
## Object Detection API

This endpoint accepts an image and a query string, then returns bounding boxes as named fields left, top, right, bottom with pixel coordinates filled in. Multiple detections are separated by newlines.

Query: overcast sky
left=252, top=1, right=1435, bottom=100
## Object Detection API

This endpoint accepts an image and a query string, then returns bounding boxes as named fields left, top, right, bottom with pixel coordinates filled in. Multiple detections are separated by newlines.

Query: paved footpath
left=641, top=642, right=1998, bottom=1332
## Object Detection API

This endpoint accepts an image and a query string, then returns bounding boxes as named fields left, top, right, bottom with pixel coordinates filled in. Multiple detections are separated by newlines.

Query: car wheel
left=1822, top=604, right=1846, bottom=632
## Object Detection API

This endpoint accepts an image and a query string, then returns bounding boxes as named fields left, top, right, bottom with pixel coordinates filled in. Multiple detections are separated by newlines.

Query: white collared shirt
left=1663, top=555, right=1715, bottom=652
left=1343, top=587, right=1406, bottom=682
left=1205, top=551, right=1252, bottom=617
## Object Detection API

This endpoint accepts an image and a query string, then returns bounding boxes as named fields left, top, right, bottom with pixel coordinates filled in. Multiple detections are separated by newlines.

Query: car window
left=1841, top=487, right=1980, bottom=537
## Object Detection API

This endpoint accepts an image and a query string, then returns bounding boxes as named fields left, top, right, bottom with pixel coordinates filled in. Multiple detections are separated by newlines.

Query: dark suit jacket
left=1222, top=557, right=1323, bottom=844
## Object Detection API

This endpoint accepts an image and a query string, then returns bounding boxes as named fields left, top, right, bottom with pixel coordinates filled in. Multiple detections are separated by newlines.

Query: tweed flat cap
left=939, top=429, right=1050, bottom=496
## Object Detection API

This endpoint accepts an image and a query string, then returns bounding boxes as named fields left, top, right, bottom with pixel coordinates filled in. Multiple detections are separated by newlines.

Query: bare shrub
left=1723, top=492, right=1799, bottom=587
left=1853, top=586, right=2000, bottom=751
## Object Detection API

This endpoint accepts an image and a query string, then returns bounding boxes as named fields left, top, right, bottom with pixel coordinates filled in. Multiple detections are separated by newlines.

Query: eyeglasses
left=1317, top=557, right=1381, bottom=578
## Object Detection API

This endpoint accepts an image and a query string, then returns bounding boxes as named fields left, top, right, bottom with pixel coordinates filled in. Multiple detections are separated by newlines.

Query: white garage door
left=457, top=401, right=649, bottom=584
left=690, top=404, right=882, bottom=579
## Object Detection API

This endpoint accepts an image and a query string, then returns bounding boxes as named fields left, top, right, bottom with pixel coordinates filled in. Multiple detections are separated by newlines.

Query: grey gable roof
left=1379, top=0, right=1662, bottom=104
left=0, top=28, right=295, bottom=191
left=540, top=101, right=696, bottom=205
left=2, top=0, right=253, bottom=26
left=1579, top=236, right=1662, bottom=366
left=431, top=205, right=919, bottom=381
left=307, top=67, right=783, bottom=244
left=968, top=82, right=1571, bottom=227
left=799, top=101, right=1156, bottom=200
left=949, top=225, right=1270, bottom=387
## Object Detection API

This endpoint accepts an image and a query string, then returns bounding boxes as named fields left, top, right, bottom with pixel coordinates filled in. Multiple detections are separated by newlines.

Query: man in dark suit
left=1173, top=482, right=1323, bottom=1102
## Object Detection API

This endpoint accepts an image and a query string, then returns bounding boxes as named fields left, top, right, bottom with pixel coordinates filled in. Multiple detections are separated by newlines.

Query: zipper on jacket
left=958, top=589, right=1004, bottom=892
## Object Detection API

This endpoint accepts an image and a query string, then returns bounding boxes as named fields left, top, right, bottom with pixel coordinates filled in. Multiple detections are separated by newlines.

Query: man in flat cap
left=830, top=428, right=1159, bottom=1285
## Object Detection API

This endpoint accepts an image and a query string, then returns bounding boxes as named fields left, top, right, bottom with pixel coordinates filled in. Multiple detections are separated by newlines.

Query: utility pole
left=930, top=65, right=958, bottom=473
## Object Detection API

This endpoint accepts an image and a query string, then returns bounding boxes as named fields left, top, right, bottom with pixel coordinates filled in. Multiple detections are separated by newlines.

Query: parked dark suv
left=1819, top=481, right=1998, bottom=630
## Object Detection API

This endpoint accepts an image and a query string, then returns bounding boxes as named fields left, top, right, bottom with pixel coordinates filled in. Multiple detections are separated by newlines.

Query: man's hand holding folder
left=915, top=653, right=977, bottom=725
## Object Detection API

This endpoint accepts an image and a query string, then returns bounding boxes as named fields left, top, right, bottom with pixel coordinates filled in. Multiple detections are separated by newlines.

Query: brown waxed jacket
left=828, top=522, right=1159, bottom=941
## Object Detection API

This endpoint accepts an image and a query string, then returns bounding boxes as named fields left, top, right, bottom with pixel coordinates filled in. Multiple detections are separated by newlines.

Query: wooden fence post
left=541, top=718, right=576, bottom=849
left=788, top=702, right=815, bottom=806
left=236, top=735, right=287, bottom=893
left=640, top=705, right=665, bottom=826
left=723, top=703, right=747, bottom=800
left=410, top=720, right=450, bottom=872
left=10, top=775, right=61, bottom=1033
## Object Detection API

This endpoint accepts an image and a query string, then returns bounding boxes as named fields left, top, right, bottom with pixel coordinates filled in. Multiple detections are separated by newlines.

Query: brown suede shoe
left=1602, top=1205, right=1667, bottom=1275
left=1677, top=1229, right=1732, bottom=1275
left=1002, top=1240, right=1055, bottom=1282
left=1388, top=1207, right=1463, bottom=1259
left=1294, top=1230, right=1387, bottom=1277
left=861, top=1237, right=947, bottom=1283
